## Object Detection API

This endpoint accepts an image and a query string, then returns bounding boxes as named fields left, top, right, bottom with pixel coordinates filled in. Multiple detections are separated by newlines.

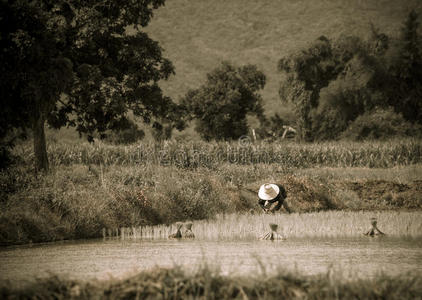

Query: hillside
left=145, top=0, right=421, bottom=121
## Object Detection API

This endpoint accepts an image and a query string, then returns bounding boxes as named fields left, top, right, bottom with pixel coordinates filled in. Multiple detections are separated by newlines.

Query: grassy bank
left=1, top=265, right=421, bottom=299
left=1, top=139, right=421, bottom=245
left=1, top=163, right=421, bottom=245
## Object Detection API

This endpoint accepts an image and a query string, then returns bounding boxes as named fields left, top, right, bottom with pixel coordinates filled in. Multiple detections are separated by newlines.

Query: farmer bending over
left=258, top=183, right=291, bottom=213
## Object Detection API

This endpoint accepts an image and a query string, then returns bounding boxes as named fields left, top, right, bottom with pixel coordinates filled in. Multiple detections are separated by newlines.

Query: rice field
left=117, top=211, right=422, bottom=240
left=4, top=138, right=421, bottom=245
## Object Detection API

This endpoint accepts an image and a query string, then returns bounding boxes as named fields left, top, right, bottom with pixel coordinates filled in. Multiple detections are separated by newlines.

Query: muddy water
left=1, top=237, right=421, bottom=287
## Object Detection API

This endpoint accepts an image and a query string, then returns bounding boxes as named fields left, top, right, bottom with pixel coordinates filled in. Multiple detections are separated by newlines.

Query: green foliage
left=311, top=51, right=389, bottom=141
left=389, top=9, right=422, bottom=124
left=0, top=1, right=73, bottom=134
left=151, top=121, right=173, bottom=142
left=341, top=107, right=422, bottom=141
left=279, top=10, right=421, bottom=141
left=256, top=114, right=287, bottom=140
left=104, top=120, right=145, bottom=145
left=0, top=0, right=183, bottom=170
left=279, top=33, right=391, bottom=141
left=278, top=36, right=340, bottom=141
left=181, top=62, right=265, bottom=141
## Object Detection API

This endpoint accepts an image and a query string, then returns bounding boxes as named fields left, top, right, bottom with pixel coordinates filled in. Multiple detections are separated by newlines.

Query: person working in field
left=258, top=183, right=291, bottom=213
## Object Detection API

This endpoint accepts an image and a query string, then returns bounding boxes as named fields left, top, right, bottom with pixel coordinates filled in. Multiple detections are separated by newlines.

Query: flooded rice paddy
left=1, top=236, right=421, bottom=287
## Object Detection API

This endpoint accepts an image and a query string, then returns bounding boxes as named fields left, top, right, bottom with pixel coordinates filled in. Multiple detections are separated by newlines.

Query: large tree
left=0, top=0, right=182, bottom=171
left=311, top=34, right=392, bottom=140
left=181, top=62, right=265, bottom=141
left=389, top=9, right=422, bottom=124
left=278, top=11, right=421, bottom=142
left=278, top=36, right=338, bottom=141
left=278, top=33, right=392, bottom=141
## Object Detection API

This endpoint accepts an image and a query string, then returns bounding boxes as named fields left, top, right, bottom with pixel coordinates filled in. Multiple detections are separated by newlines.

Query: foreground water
left=1, top=237, right=421, bottom=287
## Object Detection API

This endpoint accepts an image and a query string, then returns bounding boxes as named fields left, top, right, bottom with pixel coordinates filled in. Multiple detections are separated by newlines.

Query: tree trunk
left=33, top=114, right=49, bottom=172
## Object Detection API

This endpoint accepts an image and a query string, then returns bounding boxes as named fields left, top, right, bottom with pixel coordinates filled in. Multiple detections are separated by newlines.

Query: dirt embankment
left=339, top=180, right=422, bottom=210
left=243, top=177, right=422, bottom=212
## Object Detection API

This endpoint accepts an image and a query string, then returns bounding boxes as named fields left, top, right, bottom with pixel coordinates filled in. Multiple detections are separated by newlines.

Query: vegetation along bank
left=1, top=139, right=421, bottom=246
left=1, top=266, right=421, bottom=299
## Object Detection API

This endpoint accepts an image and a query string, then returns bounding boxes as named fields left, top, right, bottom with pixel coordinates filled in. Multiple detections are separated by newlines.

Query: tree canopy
left=181, top=62, right=266, bottom=141
left=0, top=0, right=183, bottom=171
left=278, top=9, right=422, bottom=141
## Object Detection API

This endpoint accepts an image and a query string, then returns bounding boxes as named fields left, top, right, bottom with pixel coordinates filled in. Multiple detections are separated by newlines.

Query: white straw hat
left=258, top=183, right=280, bottom=200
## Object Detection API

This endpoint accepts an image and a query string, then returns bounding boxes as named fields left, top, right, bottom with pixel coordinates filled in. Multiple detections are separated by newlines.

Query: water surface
left=1, top=237, right=421, bottom=287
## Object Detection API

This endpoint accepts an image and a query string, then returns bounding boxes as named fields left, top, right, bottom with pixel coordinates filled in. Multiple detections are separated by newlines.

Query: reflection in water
left=0, top=237, right=421, bottom=287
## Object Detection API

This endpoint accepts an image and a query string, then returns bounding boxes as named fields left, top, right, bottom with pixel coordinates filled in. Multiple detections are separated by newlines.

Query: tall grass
left=2, top=265, right=421, bottom=299
left=121, top=211, right=422, bottom=240
left=14, top=138, right=422, bottom=168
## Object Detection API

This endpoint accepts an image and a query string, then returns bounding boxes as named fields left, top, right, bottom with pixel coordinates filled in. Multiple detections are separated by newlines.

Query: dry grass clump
left=0, top=164, right=236, bottom=245
left=1, top=265, right=420, bottom=299
left=0, top=165, right=122, bottom=244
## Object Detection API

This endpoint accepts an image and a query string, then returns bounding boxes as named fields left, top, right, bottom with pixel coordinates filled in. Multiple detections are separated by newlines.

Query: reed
left=120, top=211, right=422, bottom=240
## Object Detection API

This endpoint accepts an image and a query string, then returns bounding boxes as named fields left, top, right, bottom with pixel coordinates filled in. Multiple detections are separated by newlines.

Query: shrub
left=256, top=113, right=290, bottom=140
left=104, top=120, right=145, bottom=145
left=181, top=62, right=266, bottom=141
left=151, top=122, right=173, bottom=142
left=341, top=107, right=421, bottom=141
left=145, top=169, right=230, bottom=223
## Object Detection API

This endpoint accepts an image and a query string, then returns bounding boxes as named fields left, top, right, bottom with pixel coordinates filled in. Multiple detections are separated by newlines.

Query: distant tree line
left=179, top=9, right=421, bottom=142
left=278, top=9, right=422, bottom=141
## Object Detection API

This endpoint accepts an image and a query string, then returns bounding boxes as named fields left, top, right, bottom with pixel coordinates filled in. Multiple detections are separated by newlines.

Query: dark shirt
left=258, top=184, right=287, bottom=213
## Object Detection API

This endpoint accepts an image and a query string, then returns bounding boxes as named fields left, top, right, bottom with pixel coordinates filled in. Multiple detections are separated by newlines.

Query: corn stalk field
left=14, top=139, right=422, bottom=168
